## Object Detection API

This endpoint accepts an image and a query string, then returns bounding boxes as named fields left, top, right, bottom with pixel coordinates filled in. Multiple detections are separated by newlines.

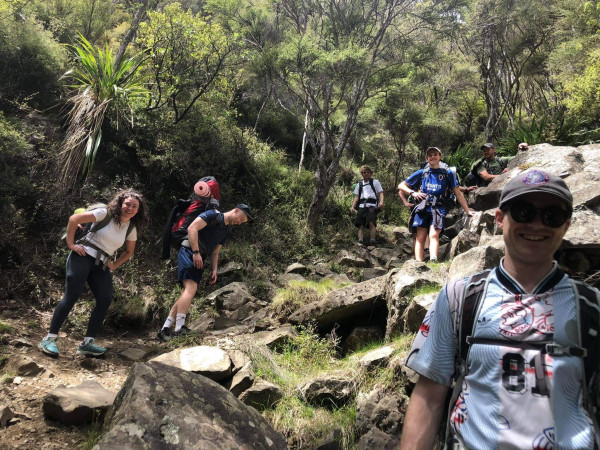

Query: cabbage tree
left=60, top=34, right=147, bottom=185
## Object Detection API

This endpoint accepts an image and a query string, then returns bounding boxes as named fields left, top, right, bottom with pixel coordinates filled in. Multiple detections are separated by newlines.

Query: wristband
left=192, top=250, right=200, bottom=254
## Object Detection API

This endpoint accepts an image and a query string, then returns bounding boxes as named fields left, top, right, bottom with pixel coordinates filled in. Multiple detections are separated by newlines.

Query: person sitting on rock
left=157, top=204, right=253, bottom=341
left=469, top=143, right=513, bottom=187
left=398, top=147, right=473, bottom=262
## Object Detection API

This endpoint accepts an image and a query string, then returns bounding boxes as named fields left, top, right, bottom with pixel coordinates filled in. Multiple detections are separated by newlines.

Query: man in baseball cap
left=401, top=169, right=600, bottom=449
left=158, top=203, right=254, bottom=341
left=468, top=142, right=513, bottom=187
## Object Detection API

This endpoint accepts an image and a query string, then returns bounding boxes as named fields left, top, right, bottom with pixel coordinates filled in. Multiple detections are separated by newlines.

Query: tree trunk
left=299, top=108, right=309, bottom=172
left=114, top=0, right=148, bottom=70
left=306, top=158, right=339, bottom=229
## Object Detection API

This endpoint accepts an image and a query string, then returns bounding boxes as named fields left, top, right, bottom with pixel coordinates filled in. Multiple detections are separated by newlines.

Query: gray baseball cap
left=499, top=169, right=573, bottom=209
left=481, top=143, right=495, bottom=150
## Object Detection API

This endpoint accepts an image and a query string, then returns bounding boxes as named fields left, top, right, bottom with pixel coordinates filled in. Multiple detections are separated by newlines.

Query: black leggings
left=49, top=251, right=113, bottom=338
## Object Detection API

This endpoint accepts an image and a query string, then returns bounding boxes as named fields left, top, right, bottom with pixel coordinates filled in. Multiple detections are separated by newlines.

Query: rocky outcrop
left=96, top=362, right=287, bottom=449
left=5, top=355, right=45, bottom=377
left=355, top=388, right=407, bottom=449
left=288, top=277, right=387, bottom=332
left=384, top=261, right=446, bottom=340
left=207, top=282, right=267, bottom=322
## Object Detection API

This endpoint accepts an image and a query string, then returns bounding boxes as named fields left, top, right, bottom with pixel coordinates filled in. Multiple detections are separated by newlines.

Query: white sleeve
left=91, top=208, right=108, bottom=221
left=126, top=226, right=138, bottom=241
left=404, top=282, right=460, bottom=386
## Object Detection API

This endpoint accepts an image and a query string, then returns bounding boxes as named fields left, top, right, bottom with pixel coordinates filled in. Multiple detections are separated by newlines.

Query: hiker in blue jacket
left=398, top=147, right=472, bottom=262
left=39, top=189, right=148, bottom=357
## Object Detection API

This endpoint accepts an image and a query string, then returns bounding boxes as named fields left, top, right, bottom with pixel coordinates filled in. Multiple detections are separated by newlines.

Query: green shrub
left=0, top=10, right=67, bottom=109
left=0, top=321, right=13, bottom=333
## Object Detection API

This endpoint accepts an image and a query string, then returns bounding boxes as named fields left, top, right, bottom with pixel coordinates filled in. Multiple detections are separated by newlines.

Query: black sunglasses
left=504, top=201, right=571, bottom=228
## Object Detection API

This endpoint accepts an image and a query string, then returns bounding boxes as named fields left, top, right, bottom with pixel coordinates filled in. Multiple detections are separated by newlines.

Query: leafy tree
left=460, top=0, right=559, bottom=141
left=225, top=0, right=464, bottom=230
left=136, top=3, right=239, bottom=123
left=30, top=0, right=127, bottom=45
left=60, top=35, right=147, bottom=184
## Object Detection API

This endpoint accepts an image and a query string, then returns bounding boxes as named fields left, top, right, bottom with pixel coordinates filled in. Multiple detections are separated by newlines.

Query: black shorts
left=354, top=206, right=378, bottom=228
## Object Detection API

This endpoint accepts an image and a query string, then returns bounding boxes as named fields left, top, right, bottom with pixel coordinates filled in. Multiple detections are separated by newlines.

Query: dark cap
left=235, top=203, right=254, bottom=221
left=481, top=143, right=495, bottom=150
left=426, top=146, right=442, bottom=155
left=499, top=169, right=573, bottom=208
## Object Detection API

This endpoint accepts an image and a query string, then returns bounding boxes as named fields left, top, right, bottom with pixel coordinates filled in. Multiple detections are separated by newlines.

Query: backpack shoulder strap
left=444, top=269, right=492, bottom=447
left=88, top=209, right=113, bottom=234
left=369, top=179, right=376, bottom=196
left=125, top=221, right=135, bottom=239
left=458, top=270, right=492, bottom=362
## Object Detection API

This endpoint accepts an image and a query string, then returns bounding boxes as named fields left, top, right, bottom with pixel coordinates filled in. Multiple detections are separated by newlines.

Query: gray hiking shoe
left=77, top=338, right=106, bottom=356
left=175, top=325, right=192, bottom=337
left=39, top=337, right=59, bottom=357
left=157, top=327, right=173, bottom=342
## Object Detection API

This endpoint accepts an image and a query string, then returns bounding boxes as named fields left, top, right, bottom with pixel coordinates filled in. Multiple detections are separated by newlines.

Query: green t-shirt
left=470, top=156, right=513, bottom=186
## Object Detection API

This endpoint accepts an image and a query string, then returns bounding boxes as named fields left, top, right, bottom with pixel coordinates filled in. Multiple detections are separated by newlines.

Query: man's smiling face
left=496, top=192, right=570, bottom=268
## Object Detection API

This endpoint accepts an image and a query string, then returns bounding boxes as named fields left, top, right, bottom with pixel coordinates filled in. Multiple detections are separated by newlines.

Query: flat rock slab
left=6, top=355, right=45, bottom=377
left=150, top=345, right=232, bottom=381
left=43, top=381, right=116, bottom=426
left=120, top=347, right=148, bottom=361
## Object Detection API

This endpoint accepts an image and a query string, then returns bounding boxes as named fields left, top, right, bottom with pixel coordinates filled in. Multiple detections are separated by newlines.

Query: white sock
left=162, top=316, right=174, bottom=330
left=83, top=337, right=94, bottom=344
left=174, top=314, right=186, bottom=332
left=45, top=333, right=58, bottom=340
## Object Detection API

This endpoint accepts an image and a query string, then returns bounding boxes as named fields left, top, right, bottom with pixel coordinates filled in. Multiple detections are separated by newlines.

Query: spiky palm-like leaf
left=60, top=34, right=147, bottom=185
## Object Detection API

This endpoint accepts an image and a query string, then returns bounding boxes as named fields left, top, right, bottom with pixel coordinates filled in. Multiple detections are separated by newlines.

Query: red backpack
left=160, top=177, right=221, bottom=259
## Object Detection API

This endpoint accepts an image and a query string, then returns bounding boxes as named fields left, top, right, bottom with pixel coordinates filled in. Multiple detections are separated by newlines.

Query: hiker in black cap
left=468, top=143, right=514, bottom=187
left=158, top=204, right=253, bottom=341
left=401, top=169, right=600, bottom=449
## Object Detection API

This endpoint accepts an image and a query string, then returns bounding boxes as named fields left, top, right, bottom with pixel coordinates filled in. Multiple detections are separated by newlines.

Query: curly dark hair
left=106, top=189, right=149, bottom=230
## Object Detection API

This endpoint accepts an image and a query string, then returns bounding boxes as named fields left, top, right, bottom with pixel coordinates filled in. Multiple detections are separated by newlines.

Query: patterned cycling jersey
left=405, top=260, right=597, bottom=449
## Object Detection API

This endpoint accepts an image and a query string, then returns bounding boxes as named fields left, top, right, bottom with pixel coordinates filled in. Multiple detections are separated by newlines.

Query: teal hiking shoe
left=77, top=338, right=107, bottom=356
left=38, top=337, right=59, bottom=357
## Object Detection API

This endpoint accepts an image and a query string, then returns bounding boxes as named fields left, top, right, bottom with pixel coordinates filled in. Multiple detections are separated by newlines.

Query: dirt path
left=0, top=305, right=168, bottom=450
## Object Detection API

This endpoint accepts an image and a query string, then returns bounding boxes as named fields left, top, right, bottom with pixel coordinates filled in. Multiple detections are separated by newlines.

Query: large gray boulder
left=470, top=144, right=582, bottom=211
left=448, top=245, right=504, bottom=282
left=298, top=377, right=355, bottom=408
left=401, top=292, right=437, bottom=333
left=238, top=380, right=284, bottom=410
left=95, top=362, right=286, bottom=449
left=563, top=209, right=600, bottom=248
left=206, top=282, right=266, bottom=321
